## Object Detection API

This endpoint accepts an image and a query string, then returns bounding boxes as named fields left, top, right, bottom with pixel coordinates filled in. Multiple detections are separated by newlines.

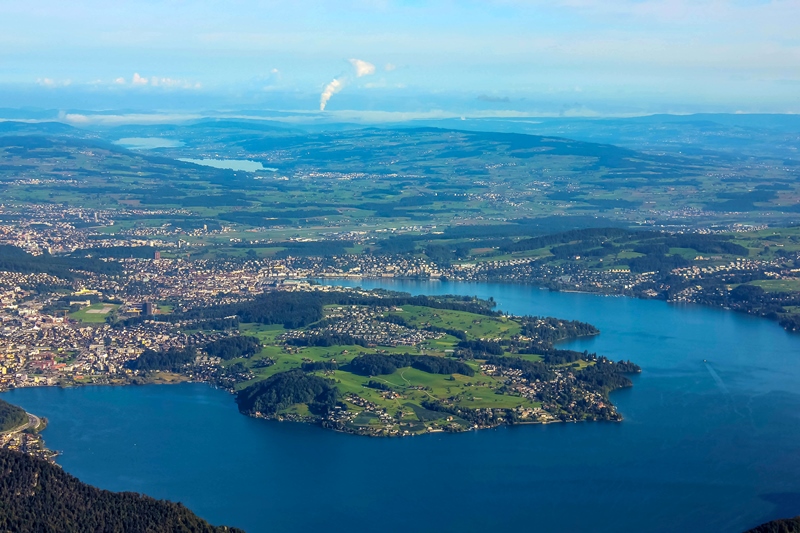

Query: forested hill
left=0, top=397, right=27, bottom=432
left=0, top=449, right=243, bottom=533
left=745, top=516, right=800, bottom=533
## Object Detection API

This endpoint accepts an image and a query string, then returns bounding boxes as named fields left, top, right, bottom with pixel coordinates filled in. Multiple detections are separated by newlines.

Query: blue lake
left=178, top=158, right=277, bottom=172
left=5, top=280, right=800, bottom=532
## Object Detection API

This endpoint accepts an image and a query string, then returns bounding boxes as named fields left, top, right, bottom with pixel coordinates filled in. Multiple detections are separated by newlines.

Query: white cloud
left=110, top=74, right=202, bottom=90
left=384, top=63, right=396, bottom=71
left=62, top=112, right=202, bottom=125
left=36, top=78, right=72, bottom=87
left=349, top=58, right=376, bottom=77
left=63, top=113, right=91, bottom=123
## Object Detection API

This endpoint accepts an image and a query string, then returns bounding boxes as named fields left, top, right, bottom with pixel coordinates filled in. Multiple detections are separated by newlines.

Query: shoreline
left=310, top=275, right=796, bottom=333
left=2, top=372, right=633, bottom=443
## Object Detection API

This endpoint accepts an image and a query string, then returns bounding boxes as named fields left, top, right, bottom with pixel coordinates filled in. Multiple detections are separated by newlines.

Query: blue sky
left=1, top=0, right=799, bottom=117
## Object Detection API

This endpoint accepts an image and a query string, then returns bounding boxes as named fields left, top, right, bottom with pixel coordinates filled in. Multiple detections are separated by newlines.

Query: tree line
left=204, top=336, right=261, bottom=360
left=0, top=244, right=123, bottom=280
left=175, top=290, right=499, bottom=329
left=236, top=369, right=340, bottom=416
left=0, top=398, right=27, bottom=432
left=0, top=448, right=242, bottom=533
left=347, top=353, right=475, bottom=377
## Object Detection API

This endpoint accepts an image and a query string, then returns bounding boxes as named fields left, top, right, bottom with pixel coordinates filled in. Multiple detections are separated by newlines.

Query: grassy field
left=227, top=302, right=552, bottom=431
left=748, top=279, right=800, bottom=293
left=388, top=305, right=521, bottom=340
left=69, top=303, right=119, bottom=323
left=6, top=124, right=800, bottom=251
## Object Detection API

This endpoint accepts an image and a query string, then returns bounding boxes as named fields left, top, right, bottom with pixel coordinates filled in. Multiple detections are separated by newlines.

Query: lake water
left=114, top=137, right=184, bottom=149
left=5, top=280, right=800, bottom=533
left=178, top=158, right=277, bottom=172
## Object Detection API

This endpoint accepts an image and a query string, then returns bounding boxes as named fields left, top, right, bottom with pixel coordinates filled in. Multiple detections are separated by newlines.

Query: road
left=4, top=412, right=41, bottom=435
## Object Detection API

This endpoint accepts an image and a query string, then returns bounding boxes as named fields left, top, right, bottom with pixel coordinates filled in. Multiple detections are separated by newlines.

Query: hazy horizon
left=2, top=0, right=799, bottom=118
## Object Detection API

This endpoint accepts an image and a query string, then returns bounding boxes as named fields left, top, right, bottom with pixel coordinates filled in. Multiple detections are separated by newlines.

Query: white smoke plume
left=319, top=58, right=376, bottom=111
left=319, top=78, right=344, bottom=111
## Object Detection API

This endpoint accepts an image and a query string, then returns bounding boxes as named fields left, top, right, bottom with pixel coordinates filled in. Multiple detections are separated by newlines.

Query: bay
left=5, top=280, right=800, bottom=533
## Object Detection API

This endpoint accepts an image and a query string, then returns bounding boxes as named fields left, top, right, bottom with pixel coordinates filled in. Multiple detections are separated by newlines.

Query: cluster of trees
left=347, top=353, right=402, bottom=375
left=301, top=361, right=339, bottom=372
left=457, top=340, right=504, bottom=356
left=549, top=240, right=621, bottom=260
left=369, top=215, right=625, bottom=256
left=632, top=234, right=749, bottom=256
left=423, top=243, right=473, bottom=264
left=779, top=314, right=800, bottom=331
left=541, top=349, right=588, bottom=365
left=364, top=380, right=392, bottom=391
left=659, top=234, right=749, bottom=255
left=196, top=318, right=240, bottom=330
left=0, top=398, right=27, bottom=432
left=124, top=347, right=196, bottom=373
left=500, top=228, right=636, bottom=253
left=236, top=370, right=340, bottom=416
left=347, top=353, right=475, bottom=377
left=126, top=335, right=263, bottom=371
left=0, top=449, right=242, bottom=533
left=574, top=362, right=637, bottom=396
left=519, top=317, right=599, bottom=343
left=285, top=333, right=368, bottom=348
left=0, top=245, right=123, bottom=280
left=625, top=253, right=691, bottom=273
left=413, top=356, right=474, bottom=376
left=203, top=336, right=261, bottom=360
left=621, top=234, right=750, bottom=274
left=176, top=290, right=499, bottom=329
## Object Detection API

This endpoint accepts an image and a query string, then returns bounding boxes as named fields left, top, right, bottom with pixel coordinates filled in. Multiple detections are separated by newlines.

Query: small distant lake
left=178, top=158, right=277, bottom=172
left=114, top=137, right=184, bottom=149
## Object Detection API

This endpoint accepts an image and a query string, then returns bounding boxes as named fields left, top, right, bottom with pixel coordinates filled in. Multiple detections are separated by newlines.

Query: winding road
left=4, top=412, right=41, bottom=435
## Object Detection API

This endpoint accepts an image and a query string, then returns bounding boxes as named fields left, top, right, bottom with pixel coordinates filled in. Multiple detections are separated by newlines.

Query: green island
left=121, top=289, right=640, bottom=437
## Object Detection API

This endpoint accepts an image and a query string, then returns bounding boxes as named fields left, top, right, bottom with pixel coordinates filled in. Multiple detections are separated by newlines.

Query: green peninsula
left=124, top=289, right=640, bottom=437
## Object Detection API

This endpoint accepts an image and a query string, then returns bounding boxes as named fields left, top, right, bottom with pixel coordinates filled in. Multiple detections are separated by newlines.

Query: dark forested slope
left=0, top=449, right=243, bottom=533
left=0, top=398, right=27, bottom=432
left=746, top=516, right=800, bottom=533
